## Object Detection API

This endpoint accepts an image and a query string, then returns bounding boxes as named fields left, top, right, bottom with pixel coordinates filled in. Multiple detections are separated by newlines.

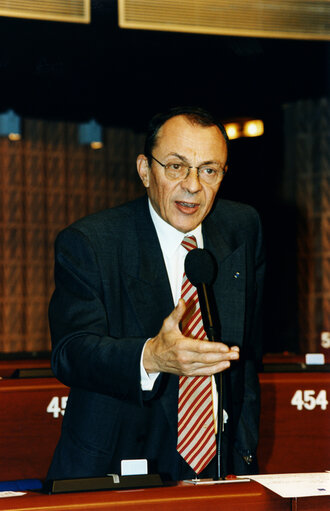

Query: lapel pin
left=234, top=272, right=240, bottom=279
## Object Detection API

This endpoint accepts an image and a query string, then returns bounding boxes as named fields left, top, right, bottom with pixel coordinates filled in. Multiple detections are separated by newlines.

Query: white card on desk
left=121, top=459, right=148, bottom=476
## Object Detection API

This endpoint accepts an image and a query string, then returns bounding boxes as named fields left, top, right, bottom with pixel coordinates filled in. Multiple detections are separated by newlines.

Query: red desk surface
left=0, top=481, right=291, bottom=511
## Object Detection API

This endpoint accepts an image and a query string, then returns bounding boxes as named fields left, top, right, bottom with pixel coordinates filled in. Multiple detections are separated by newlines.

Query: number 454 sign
left=291, top=389, right=328, bottom=411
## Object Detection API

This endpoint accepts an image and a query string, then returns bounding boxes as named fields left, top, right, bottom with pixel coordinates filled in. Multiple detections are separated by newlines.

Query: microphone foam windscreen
left=184, top=248, right=217, bottom=286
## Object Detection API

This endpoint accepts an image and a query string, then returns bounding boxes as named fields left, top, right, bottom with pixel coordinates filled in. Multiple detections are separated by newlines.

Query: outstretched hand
left=143, top=299, right=240, bottom=377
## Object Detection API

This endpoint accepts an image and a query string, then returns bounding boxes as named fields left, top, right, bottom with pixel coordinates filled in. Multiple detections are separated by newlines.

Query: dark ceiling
left=0, top=0, right=329, bottom=130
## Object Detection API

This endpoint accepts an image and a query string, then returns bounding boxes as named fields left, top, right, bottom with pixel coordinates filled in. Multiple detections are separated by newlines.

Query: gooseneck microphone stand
left=184, top=248, right=224, bottom=481
left=197, top=282, right=224, bottom=480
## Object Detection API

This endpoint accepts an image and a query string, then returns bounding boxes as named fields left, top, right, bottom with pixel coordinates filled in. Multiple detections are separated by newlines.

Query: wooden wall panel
left=0, top=119, right=145, bottom=353
left=283, top=98, right=330, bottom=355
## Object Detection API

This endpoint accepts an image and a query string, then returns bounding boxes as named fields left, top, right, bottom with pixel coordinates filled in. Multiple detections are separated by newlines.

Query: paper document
left=0, top=492, right=26, bottom=498
left=247, top=472, right=330, bottom=498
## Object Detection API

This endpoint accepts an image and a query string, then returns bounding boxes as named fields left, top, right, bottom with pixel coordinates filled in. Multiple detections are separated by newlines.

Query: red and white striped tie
left=177, top=235, right=216, bottom=475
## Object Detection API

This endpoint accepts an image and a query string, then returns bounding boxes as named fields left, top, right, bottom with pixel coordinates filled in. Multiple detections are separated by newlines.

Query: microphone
left=184, top=248, right=224, bottom=480
left=184, top=248, right=221, bottom=342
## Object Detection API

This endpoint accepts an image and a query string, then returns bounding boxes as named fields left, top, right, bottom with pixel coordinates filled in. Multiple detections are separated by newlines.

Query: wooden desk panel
left=295, top=495, right=330, bottom=511
left=0, top=360, right=51, bottom=378
left=258, top=372, right=330, bottom=474
left=0, top=378, right=69, bottom=480
left=0, top=481, right=291, bottom=511
left=0, top=367, right=329, bottom=480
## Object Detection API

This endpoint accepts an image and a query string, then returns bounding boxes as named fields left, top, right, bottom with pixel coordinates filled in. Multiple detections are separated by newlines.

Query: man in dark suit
left=47, top=106, right=265, bottom=482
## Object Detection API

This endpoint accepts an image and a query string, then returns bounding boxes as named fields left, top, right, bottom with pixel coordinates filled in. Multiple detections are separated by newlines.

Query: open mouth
left=175, top=201, right=200, bottom=213
left=177, top=201, right=197, bottom=208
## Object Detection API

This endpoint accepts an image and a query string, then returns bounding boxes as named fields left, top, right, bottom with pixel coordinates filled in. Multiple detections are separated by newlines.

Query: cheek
left=159, top=184, right=176, bottom=205
left=203, top=189, right=218, bottom=211
left=159, top=189, right=175, bottom=218
left=148, top=178, right=174, bottom=216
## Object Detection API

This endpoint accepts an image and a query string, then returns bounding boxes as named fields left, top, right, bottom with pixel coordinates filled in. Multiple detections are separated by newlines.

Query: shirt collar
left=148, top=199, right=203, bottom=257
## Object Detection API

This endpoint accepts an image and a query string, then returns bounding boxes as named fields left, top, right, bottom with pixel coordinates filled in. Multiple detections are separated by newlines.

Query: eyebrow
left=166, top=152, right=189, bottom=163
left=167, top=152, right=224, bottom=167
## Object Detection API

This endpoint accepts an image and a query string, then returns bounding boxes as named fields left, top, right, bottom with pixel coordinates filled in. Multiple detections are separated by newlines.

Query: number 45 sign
left=47, top=396, right=68, bottom=418
left=291, top=389, right=328, bottom=411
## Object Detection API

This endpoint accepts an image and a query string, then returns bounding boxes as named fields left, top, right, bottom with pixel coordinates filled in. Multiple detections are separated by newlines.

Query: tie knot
left=181, top=235, right=197, bottom=252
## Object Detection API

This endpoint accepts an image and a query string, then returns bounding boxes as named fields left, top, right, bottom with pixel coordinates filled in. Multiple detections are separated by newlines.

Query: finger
left=186, top=339, right=236, bottom=355
left=186, top=348, right=239, bottom=366
left=183, top=360, right=232, bottom=377
left=200, top=350, right=239, bottom=364
left=174, top=340, right=239, bottom=368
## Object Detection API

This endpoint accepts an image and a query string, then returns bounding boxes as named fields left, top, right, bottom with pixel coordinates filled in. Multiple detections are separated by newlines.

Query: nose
left=181, top=167, right=202, bottom=194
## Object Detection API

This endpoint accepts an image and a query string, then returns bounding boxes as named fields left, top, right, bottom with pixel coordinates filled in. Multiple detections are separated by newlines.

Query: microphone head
left=184, top=248, right=217, bottom=286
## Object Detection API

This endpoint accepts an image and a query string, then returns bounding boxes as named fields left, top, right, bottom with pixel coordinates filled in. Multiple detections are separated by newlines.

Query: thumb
left=164, top=298, right=186, bottom=331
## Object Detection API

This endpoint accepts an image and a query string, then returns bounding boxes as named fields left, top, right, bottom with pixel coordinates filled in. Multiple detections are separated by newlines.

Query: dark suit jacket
left=47, top=194, right=265, bottom=481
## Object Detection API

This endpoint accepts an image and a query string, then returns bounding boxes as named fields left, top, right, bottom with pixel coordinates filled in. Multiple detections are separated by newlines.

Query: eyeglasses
left=149, top=154, right=226, bottom=185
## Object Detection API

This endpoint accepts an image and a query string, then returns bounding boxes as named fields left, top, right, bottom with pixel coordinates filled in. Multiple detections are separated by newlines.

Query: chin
left=175, top=221, right=200, bottom=233
left=168, top=210, right=204, bottom=233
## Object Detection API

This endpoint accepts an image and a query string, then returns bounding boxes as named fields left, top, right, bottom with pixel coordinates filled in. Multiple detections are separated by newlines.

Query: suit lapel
left=203, top=215, right=247, bottom=348
left=121, top=198, right=179, bottom=437
left=123, top=197, right=174, bottom=337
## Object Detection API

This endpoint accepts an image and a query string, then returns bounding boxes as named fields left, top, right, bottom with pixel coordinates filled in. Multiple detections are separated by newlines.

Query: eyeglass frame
left=148, top=154, right=227, bottom=184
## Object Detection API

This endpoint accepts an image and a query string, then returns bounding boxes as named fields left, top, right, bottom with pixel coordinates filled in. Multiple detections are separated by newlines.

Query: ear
left=136, top=154, right=150, bottom=188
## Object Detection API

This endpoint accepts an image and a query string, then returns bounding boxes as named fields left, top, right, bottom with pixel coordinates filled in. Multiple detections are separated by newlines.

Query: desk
left=293, top=495, right=330, bottom=510
left=0, top=360, right=51, bottom=379
left=0, top=481, right=291, bottom=511
left=0, top=361, right=329, bottom=480
left=0, top=377, right=69, bottom=480
left=258, top=372, right=330, bottom=473
left=0, top=481, right=329, bottom=511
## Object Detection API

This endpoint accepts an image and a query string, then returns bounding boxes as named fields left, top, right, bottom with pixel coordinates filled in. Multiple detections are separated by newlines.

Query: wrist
left=142, top=337, right=158, bottom=373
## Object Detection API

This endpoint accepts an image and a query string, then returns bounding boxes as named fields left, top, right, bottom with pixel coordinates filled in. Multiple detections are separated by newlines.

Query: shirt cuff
left=140, top=340, right=160, bottom=391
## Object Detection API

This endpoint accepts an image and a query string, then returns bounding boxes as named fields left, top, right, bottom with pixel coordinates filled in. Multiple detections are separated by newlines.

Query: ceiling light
left=0, top=110, right=21, bottom=141
left=243, top=120, right=264, bottom=138
left=224, top=119, right=264, bottom=140
left=224, top=123, right=241, bottom=140
left=78, top=119, right=103, bottom=149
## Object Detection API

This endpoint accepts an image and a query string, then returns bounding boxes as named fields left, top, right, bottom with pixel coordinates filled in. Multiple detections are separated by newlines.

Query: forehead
left=153, top=115, right=227, bottom=161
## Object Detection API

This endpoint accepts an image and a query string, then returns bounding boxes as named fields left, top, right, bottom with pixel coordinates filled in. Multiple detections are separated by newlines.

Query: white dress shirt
left=140, top=200, right=203, bottom=389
